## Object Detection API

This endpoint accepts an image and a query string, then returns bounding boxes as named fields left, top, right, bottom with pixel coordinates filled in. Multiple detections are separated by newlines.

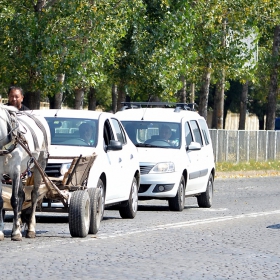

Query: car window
left=190, top=120, right=203, bottom=146
left=198, top=119, right=210, bottom=145
left=103, top=119, right=114, bottom=147
left=111, top=118, right=126, bottom=145
left=45, top=117, right=97, bottom=146
left=185, top=122, right=193, bottom=146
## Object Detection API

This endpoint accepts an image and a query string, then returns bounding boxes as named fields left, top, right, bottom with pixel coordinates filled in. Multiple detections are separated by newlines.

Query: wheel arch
left=211, top=167, right=215, bottom=181
left=134, top=170, right=140, bottom=190
left=100, top=172, right=107, bottom=196
left=182, top=169, right=188, bottom=186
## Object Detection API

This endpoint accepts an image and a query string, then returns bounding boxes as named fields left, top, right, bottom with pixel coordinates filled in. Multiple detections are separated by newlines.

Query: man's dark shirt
left=5, top=103, right=30, bottom=111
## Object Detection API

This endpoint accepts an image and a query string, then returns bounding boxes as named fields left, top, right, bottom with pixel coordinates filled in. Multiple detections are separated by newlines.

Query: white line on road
left=93, top=209, right=280, bottom=241
left=5, top=209, right=280, bottom=251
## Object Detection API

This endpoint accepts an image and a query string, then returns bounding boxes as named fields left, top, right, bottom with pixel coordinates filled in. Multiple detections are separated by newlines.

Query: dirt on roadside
left=215, top=170, right=280, bottom=179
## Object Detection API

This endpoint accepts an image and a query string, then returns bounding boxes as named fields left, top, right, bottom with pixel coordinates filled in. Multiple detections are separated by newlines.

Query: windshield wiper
left=135, top=143, right=172, bottom=148
left=135, top=143, right=154, bottom=147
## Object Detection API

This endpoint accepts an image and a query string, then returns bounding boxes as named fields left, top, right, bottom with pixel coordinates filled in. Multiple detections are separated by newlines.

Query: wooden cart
left=3, top=153, right=102, bottom=237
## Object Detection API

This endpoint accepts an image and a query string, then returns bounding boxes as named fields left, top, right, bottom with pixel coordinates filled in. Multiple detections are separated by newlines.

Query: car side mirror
left=107, top=140, right=122, bottom=151
left=186, top=141, right=201, bottom=151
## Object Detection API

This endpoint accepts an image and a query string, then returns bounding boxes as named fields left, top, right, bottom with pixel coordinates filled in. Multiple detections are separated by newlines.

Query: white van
left=116, top=102, right=215, bottom=211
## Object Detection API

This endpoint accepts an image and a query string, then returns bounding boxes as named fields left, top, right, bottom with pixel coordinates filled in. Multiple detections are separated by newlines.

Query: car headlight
left=150, top=162, right=175, bottom=173
left=60, top=162, right=72, bottom=176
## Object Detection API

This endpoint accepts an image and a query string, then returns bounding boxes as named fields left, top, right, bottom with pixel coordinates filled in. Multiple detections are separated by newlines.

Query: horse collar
left=0, top=139, right=17, bottom=156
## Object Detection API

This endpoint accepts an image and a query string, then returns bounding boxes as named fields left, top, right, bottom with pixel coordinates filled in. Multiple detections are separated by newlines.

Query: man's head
left=79, top=123, right=94, bottom=143
left=159, top=125, right=172, bottom=140
left=8, top=86, right=24, bottom=110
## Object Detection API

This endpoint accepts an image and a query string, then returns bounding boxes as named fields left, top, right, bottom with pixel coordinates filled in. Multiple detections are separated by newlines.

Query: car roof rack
left=120, top=102, right=197, bottom=111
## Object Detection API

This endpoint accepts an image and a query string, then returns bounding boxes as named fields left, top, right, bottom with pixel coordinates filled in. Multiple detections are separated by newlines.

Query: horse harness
left=0, top=108, right=49, bottom=157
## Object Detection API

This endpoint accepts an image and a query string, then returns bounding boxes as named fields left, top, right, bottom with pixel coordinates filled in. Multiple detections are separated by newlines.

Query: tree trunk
left=215, top=19, right=227, bottom=129
left=116, top=82, right=126, bottom=112
left=215, top=68, right=225, bottom=129
left=239, top=81, right=249, bottom=130
left=266, top=25, right=280, bottom=130
left=211, top=86, right=218, bottom=129
left=51, top=93, right=62, bottom=109
left=74, top=88, right=84, bottom=110
left=51, top=73, right=65, bottom=109
left=88, top=87, right=97, bottom=111
left=190, top=83, right=195, bottom=104
left=23, top=90, right=40, bottom=109
left=198, top=64, right=211, bottom=120
left=112, top=84, right=117, bottom=113
left=178, top=75, right=186, bottom=103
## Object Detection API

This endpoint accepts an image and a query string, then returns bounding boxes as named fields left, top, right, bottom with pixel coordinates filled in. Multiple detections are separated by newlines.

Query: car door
left=188, top=120, right=207, bottom=191
left=110, top=118, right=134, bottom=200
left=102, top=119, right=123, bottom=202
left=184, top=121, right=202, bottom=192
left=198, top=118, right=214, bottom=180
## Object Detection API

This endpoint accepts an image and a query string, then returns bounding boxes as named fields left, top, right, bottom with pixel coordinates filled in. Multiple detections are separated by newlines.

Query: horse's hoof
left=0, top=232, right=4, bottom=241
left=26, top=231, right=36, bottom=238
left=11, top=234, right=22, bottom=241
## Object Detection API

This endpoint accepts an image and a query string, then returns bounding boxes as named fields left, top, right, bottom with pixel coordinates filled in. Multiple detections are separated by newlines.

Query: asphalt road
left=1, top=176, right=280, bottom=280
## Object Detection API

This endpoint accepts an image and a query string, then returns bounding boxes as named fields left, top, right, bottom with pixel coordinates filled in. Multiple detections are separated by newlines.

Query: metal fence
left=209, top=129, right=280, bottom=163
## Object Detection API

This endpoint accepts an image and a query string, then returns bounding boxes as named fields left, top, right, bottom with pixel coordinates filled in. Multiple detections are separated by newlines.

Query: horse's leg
left=26, top=152, right=46, bottom=238
left=18, top=179, right=25, bottom=229
left=0, top=183, right=4, bottom=241
left=10, top=169, right=22, bottom=241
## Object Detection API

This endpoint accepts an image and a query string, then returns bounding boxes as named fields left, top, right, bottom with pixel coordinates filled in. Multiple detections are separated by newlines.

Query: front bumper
left=139, top=172, right=181, bottom=198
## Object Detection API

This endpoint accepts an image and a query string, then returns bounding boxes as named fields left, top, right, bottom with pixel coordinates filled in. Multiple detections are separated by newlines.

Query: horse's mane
left=0, top=104, right=19, bottom=113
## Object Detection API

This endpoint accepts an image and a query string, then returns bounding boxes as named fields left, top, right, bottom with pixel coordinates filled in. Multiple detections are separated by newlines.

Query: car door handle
left=119, top=158, right=122, bottom=163
left=130, top=154, right=134, bottom=159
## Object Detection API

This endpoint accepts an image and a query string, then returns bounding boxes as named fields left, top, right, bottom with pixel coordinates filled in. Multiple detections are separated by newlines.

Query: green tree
left=0, top=0, right=144, bottom=109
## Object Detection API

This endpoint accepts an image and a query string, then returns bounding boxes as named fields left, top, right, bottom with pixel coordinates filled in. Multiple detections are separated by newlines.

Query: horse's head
left=0, top=105, right=11, bottom=141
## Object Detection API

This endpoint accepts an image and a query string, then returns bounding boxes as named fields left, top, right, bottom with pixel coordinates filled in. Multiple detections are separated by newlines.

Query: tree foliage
left=0, top=0, right=279, bottom=129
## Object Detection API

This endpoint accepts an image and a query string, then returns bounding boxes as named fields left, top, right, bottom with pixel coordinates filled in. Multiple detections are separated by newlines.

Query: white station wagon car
left=32, top=109, right=140, bottom=220
left=116, top=102, right=215, bottom=211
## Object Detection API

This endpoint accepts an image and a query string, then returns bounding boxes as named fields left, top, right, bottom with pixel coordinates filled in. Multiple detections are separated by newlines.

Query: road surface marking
left=5, top=209, right=280, bottom=251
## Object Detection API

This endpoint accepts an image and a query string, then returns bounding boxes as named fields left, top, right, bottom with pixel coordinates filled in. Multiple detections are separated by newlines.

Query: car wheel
left=119, top=177, right=138, bottom=219
left=69, top=190, right=90, bottom=238
left=197, top=173, right=213, bottom=208
left=168, top=175, right=185, bottom=211
left=96, top=178, right=105, bottom=220
left=88, top=187, right=103, bottom=234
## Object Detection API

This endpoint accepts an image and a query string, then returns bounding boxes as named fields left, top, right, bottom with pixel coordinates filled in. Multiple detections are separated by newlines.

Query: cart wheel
left=69, top=190, right=90, bottom=238
left=88, top=188, right=102, bottom=234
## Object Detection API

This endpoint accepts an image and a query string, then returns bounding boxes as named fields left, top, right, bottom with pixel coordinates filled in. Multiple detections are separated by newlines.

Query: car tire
left=69, top=190, right=90, bottom=238
left=168, top=175, right=185, bottom=211
left=197, top=173, right=213, bottom=208
left=96, top=178, right=105, bottom=220
left=88, top=187, right=102, bottom=234
left=119, top=177, right=138, bottom=219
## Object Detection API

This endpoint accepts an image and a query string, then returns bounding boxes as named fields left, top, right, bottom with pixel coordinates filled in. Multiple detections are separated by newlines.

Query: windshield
left=45, top=117, right=98, bottom=147
left=122, top=121, right=181, bottom=149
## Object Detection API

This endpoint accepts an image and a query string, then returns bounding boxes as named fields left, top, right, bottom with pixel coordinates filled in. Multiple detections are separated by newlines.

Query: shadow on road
left=267, top=224, right=280, bottom=229
left=4, top=214, right=69, bottom=224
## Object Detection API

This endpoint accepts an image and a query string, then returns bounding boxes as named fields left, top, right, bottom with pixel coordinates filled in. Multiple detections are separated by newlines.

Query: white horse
left=0, top=105, right=50, bottom=241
